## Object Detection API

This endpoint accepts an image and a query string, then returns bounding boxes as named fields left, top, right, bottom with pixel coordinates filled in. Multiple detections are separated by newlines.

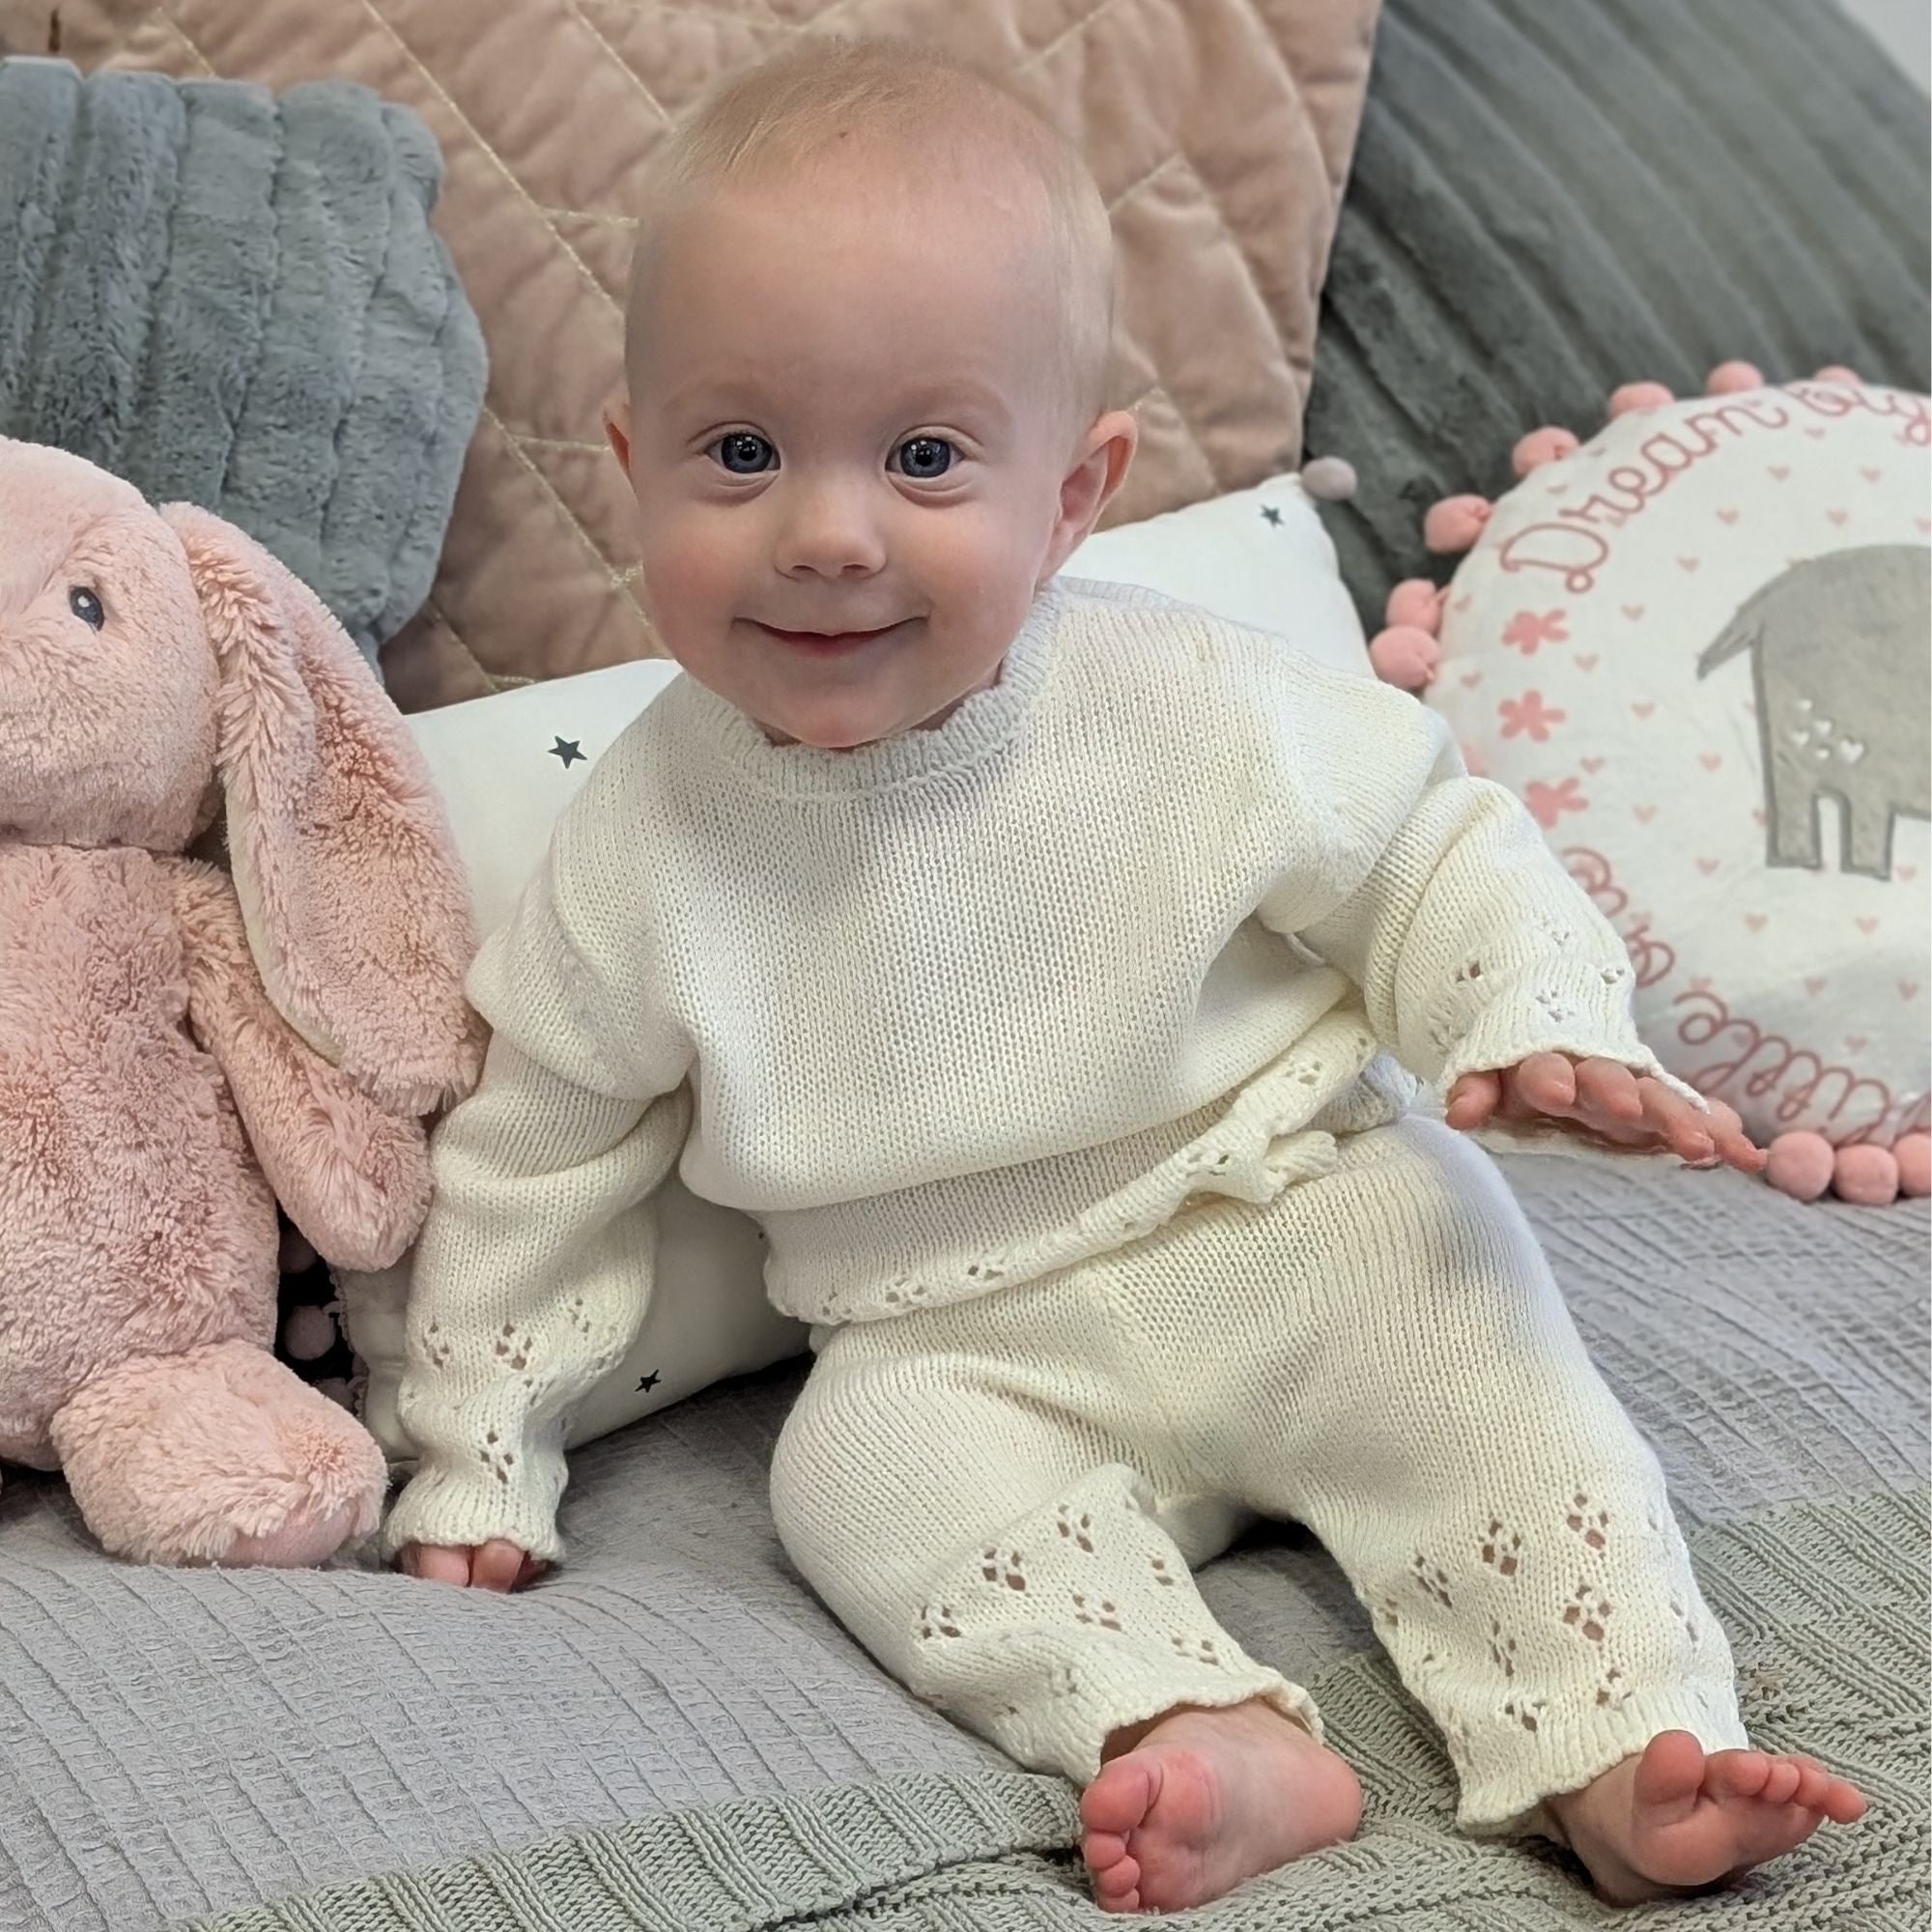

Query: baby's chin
left=748, top=676, right=999, bottom=752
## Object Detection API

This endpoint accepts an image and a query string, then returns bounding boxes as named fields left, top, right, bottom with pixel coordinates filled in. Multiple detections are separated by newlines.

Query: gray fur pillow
left=0, top=57, right=484, bottom=667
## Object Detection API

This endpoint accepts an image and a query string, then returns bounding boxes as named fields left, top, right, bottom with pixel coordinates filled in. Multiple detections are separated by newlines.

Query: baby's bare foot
left=1078, top=1699, right=1360, bottom=1913
left=1549, top=1730, right=1866, bottom=1904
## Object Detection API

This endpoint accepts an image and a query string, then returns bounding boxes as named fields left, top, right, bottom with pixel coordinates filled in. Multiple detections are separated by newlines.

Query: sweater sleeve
left=1254, top=674, right=1696, bottom=1102
left=381, top=845, right=692, bottom=1564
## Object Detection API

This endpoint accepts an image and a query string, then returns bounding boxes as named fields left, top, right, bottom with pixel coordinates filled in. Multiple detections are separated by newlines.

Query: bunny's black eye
left=69, top=586, right=104, bottom=630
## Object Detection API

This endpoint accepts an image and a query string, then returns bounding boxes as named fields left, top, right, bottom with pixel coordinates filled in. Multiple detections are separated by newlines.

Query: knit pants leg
left=1102, top=1115, right=1747, bottom=1833
left=769, top=1299, right=1317, bottom=1785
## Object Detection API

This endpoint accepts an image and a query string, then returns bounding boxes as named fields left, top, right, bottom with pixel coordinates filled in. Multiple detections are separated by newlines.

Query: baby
left=384, top=39, right=1865, bottom=1915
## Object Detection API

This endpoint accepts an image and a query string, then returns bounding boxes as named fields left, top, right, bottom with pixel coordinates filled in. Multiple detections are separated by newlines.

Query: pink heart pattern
left=1633, top=701, right=1656, bottom=719
left=1717, top=508, right=1739, bottom=525
left=1697, top=858, right=1720, bottom=875
left=1633, top=805, right=1658, bottom=824
left=1903, top=982, right=1921, bottom=1003
left=1768, top=465, right=1791, bottom=481
left=1857, top=917, right=1879, bottom=936
left=1699, top=752, right=1723, bottom=772
left=1575, top=653, right=1600, bottom=670
left=1745, top=914, right=1768, bottom=932
left=1827, top=508, right=1849, bottom=526
left=1622, top=604, right=1646, bottom=620
left=1804, top=977, right=1826, bottom=996
left=1846, top=1035, right=1868, bottom=1054
left=1677, top=556, right=1701, bottom=572
left=1581, top=755, right=1605, bottom=774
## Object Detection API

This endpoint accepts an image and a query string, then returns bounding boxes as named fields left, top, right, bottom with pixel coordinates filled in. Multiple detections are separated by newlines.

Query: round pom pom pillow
left=1387, top=375, right=1929, bottom=1195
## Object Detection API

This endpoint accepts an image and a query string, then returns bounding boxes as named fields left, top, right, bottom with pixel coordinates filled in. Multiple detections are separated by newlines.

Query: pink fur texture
left=0, top=438, right=482, bottom=1567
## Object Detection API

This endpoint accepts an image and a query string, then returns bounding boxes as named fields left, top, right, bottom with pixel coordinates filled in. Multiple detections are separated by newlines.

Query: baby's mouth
left=750, top=619, right=908, bottom=656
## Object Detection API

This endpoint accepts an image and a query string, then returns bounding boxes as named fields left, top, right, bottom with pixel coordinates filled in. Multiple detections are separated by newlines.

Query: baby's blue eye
left=711, top=432, right=778, bottom=474
left=893, top=436, right=956, bottom=481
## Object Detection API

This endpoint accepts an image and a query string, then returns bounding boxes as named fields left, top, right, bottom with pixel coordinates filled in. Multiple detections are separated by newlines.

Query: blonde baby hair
left=625, top=37, right=1117, bottom=422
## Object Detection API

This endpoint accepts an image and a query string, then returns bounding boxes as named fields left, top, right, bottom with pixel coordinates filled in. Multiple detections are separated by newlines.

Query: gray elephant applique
left=1697, top=545, right=1930, bottom=880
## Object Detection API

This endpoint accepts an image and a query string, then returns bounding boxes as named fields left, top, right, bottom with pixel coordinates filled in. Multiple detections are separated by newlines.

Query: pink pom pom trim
left=1368, top=625, right=1441, bottom=690
left=1384, top=578, right=1444, bottom=634
left=1896, top=1132, right=1931, bottom=1197
left=1832, top=1143, right=1899, bottom=1207
left=1764, top=1130, right=1927, bottom=1205
left=1607, top=381, right=1675, bottom=417
left=1424, top=495, right=1491, bottom=554
left=1765, top=1131, right=1835, bottom=1201
left=1705, top=359, right=1763, bottom=395
left=1511, top=426, right=1579, bottom=476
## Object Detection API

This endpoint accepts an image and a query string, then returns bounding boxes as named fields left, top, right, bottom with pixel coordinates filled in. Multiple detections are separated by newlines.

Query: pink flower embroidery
left=1523, top=777, right=1588, bottom=829
left=1502, top=609, right=1570, bottom=655
left=1498, top=690, right=1567, bottom=743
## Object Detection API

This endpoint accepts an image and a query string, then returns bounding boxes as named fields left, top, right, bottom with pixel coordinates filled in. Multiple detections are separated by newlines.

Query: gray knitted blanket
left=190, top=1491, right=1928, bottom=1932
left=1, top=1156, right=1922, bottom=1931
left=0, top=57, right=484, bottom=665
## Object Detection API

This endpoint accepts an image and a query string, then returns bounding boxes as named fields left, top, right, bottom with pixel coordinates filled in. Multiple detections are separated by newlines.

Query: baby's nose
left=776, top=478, right=886, bottom=580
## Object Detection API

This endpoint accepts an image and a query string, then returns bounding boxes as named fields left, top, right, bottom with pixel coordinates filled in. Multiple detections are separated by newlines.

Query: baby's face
left=612, top=170, right=1122, bottom=748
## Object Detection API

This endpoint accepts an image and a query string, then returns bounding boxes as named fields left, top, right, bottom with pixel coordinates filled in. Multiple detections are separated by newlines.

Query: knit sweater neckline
left=682, top=581, right=1064, bottom=799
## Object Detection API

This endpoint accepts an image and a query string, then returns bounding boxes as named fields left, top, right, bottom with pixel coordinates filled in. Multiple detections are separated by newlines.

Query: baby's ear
left=604, top=393, right=635, bottom=474
left=1043, top=409, right=1139, bottom=582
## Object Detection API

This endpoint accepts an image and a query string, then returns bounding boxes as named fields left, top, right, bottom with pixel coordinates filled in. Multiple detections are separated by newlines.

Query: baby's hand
left=397, top=1540, right=547, bottom=1591
left=1446, top=1052, right=1766, bottom=1173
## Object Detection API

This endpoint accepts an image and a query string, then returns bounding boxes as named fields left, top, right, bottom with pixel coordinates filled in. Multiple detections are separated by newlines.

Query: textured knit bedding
left=1, top=1154, right=1922, bottom=1930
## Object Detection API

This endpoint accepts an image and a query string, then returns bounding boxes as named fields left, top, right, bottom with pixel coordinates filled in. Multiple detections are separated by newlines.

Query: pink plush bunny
left=0, top=439, right=483, bottom=1566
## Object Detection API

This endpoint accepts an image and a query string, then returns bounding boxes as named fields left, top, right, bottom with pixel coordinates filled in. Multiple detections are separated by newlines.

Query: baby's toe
left=1822, top=1777, right=1868, bottom=1825
left=1705, top=1748, right=1771, bottom=1801
left=1081, top=1830, right=1129, bottom=1873
left=1081, top=1756, right=1158, bottom=1839
left=1758, top=1758, right=1804, bottom=1807
left=1091, top=1852, right=1142, bottom=1913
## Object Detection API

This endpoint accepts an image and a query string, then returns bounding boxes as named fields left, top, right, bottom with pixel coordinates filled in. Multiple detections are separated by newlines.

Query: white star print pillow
left=1068, top=470, right=1373, bottom=678
left=343, top=656, right=808, bottom=1461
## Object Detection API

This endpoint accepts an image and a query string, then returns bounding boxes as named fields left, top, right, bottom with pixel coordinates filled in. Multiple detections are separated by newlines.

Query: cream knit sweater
left=384, top=579, right=1674, bottom=1560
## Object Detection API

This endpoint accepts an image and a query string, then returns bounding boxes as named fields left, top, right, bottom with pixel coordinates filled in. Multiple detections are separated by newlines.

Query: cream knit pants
left=771, top=1118, right=1747, bottom=1831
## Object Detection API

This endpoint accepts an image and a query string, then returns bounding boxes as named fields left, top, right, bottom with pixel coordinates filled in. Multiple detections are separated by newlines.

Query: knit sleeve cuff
left=1436, top=957, right=1705, bottom=1113
left=379, top=1445, right=570, bottom=1565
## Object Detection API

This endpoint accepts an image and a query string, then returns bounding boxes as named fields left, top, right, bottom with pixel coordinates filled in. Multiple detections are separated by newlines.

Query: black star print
left=637, top=1371, right=662, bottom=1393
left=1261, top=504, right=1284, bottom=526
left=549, top=736, right=585, bottom=768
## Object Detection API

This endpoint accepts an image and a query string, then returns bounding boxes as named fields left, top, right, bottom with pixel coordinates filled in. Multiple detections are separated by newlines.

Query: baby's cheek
left=640, top=515, right=741, bottom=643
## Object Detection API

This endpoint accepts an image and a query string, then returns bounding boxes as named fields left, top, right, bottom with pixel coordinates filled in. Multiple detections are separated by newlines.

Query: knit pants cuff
left=1456, top=1681, right=1749, bottom=1838
left=991, top=1641, right=1321, bottom=1786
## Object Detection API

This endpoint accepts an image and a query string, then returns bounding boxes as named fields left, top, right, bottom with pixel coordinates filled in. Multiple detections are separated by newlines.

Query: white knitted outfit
left=384, top=579, right=1744, bottom=1826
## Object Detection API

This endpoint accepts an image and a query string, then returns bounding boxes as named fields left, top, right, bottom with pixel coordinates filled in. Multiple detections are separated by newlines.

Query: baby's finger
left=1446, top=1070, right=1503, bottom=1129
left=1638, top=1082, right=1715, bottom=1163
left=471, top=1540, right=528, bottom=1593
left=1575, top=1059, right=1645, bottom=1123
left=408, top=1546, right=475, bottom=1587
left=1510, top=1053, right=1578, bottom=1116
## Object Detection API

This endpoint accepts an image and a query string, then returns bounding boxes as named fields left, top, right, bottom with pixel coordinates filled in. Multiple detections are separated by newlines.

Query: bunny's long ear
left=164, top=504, right=483, bottom=1116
